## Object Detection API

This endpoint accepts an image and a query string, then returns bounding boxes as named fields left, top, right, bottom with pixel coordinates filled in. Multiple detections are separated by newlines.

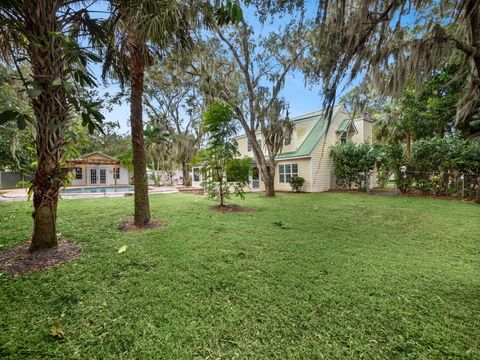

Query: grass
left=0, top=192, right=479, bottom=359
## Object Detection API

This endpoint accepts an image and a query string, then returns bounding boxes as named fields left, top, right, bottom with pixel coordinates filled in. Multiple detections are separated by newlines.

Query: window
left=340, top=134, right=347, bottom=144
left=193, top=167, right=201, bottom=182
left=114, top=167, right=120, bottom=179
left=284, top=135, right=291, bottom=146
left=75, top=168, right=82, bottom=180
left=99, top=169, right=106, bottom=184
left=90, top=169, right=97, bottom=184
left=279, top=163, right=298, bottom=183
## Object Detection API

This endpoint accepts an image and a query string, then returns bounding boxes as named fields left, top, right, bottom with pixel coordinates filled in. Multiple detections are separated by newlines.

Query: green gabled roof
left=336, top=118, right=350, bottom=133
left=275, top=105, right=344, bottom=160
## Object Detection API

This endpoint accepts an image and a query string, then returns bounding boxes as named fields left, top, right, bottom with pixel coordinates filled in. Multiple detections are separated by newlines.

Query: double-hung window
left=279, top=163, right=298, bottom=183
left=75, top=168, right=82, bottom=180
left=114, top=167, right=120, bottom=179
left=284, top=135, right=291, bottom=146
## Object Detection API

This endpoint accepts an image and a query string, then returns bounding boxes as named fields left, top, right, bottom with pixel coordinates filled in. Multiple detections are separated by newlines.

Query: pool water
left=61, top=186, right=133, bottom=194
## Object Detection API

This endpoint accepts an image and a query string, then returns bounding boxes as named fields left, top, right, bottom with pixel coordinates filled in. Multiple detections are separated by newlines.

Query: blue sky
left=92, top=1, right=359, bottom=134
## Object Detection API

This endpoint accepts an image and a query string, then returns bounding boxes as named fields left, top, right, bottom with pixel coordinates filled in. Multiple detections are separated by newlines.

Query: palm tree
left=0, top=1, right=105, bottom=251
left=144, top=124, right=170, bottom=185
left=171, top=133, right=198, bottom=186
left=103, top=0, right=199, bottom=226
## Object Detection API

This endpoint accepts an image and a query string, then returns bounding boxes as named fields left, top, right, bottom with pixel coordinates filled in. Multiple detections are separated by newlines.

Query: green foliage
left=0, top=78, right=36, bottom=174
left=216, top=0, right=244, bottom=26
left=330, top=142, right=378, bottom=190
left=226, top=157, right=251, bottom=183
left=375, top=135, right=480, bottom=197
left=117, top=151, right=134, bottom=172
left=289, top=175, right=305, bottom=192
left=194, top=100, right=249, bottom=206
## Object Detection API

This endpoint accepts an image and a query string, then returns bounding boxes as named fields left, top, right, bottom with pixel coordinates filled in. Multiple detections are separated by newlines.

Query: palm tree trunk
left=27, top=1, right=67, bottom=251
left=129, top=44, right=151, bottom=226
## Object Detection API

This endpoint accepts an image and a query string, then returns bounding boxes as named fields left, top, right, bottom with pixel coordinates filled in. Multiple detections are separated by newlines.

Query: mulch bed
left=120, top=219, right=168, bottom=232
left=211, top=205, right=255, bottom=213
left=0, top=238, right=82, bottom=276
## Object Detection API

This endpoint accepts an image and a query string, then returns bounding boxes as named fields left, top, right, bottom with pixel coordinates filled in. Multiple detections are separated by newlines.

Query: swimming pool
left=61, top=186, right=133, bottom=194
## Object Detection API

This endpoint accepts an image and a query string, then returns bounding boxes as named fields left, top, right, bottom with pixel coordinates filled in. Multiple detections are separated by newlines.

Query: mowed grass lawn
left=0, top=193, right=479, bottom=359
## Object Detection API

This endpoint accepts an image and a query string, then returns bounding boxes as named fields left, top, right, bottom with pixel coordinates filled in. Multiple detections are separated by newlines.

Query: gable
left=276, top=104, right=344, bottom=160
left=81, top=152, right=117, bottom=162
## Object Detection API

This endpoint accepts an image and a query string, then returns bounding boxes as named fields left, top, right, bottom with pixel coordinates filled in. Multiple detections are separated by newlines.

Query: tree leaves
left=216, top=0, right=244, bottom=26
left=0, top=110, right=33, bottom=131
left=117, top=245, right=128, bottom=254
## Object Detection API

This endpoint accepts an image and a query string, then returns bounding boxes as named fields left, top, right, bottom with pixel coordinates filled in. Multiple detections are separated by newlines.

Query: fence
left=0, top=171, right=28, bottom=190
left=391, top=171, right=479, bottom=199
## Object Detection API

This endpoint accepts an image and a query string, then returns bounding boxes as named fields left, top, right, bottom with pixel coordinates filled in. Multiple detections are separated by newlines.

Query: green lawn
left=0, top=193, right=479, bottom=359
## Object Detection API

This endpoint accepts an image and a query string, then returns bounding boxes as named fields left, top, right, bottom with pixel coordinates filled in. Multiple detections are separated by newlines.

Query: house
left=191, top=104, right=373, bottom=192
left=65, top=152, right=131, bottom=187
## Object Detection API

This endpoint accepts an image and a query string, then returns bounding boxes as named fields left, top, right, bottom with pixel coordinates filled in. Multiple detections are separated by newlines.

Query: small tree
left=194, top=100, right=250, bottom=207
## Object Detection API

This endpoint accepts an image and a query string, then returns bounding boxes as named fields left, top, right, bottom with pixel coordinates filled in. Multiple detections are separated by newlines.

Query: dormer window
left=284, top=135, right=291, bottom=146
left=340, top=133, right=347, bottom=144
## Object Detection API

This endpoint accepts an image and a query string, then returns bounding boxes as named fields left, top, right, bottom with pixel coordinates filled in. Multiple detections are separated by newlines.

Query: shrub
left=289, top=176, right=305, bottom=192
left=330, top=142, right=378, bottom=190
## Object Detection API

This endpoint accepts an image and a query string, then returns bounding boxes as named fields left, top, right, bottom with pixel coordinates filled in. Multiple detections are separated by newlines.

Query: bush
left=330, top=142, right=378, bottom=190
left=289, top=176, right=305, bottom=192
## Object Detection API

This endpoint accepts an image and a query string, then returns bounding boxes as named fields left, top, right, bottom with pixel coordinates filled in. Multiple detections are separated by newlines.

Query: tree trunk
left=182, top=161, right=191, bottom=186
left=258, top=161, right=275, bottom=197
left=27, top=1, right=67, bottom=251
left=129, top=43, right=151, bottom=226
left=443, top=169, right=450, bottom=195
left=476, top=175, right=480, bottom=204
left=405, top=132, right=412, bottom=159
left=248, top=132, right=276, bottom=196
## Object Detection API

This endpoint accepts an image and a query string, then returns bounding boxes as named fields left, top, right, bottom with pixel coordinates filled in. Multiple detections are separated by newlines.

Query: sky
left=92, top=1, right=360, bottom=134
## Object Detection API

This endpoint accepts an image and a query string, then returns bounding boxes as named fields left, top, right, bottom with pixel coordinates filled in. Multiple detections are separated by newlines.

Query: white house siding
left=70, top=165, right=130, bottom=187
left=310, top=109, right=351, bottom=192
left=352, top=118, right=373, bottom=144
left=274, top=158, right=312, bottom=192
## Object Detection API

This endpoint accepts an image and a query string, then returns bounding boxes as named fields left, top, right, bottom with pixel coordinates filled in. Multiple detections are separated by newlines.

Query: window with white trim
left=279, top=163, right=298, bottom=183
left=114, top=167, right=120, bottom=179
left=75, top=168, right=82, bottom=180
left=284, top=135, right=291, bottom=145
